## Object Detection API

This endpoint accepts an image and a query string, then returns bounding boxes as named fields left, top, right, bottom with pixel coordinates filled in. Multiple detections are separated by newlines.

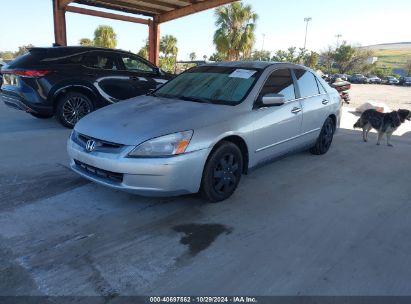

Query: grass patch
left=374, top=48, right=411, bottom=69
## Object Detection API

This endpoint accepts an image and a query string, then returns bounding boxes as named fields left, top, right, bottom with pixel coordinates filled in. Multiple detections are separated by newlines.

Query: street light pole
left=261, top=33, right=266, bottom=51
left=303, top=17, right=312, bottom=50
left=336, top=34, right=342, bottom=48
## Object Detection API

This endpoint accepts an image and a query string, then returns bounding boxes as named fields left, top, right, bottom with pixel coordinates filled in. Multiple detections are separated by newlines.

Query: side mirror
left=261, top=93, right=286, bottom=106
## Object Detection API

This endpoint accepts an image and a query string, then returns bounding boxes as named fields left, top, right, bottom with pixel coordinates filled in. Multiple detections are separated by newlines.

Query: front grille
left=74, top=159, right=123, bottom=183
left=77, top=133, right=122, bottom=149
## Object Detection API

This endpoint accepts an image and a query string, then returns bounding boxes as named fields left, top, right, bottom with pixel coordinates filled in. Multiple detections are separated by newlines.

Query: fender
left=51, top=84, right=98, bottom=100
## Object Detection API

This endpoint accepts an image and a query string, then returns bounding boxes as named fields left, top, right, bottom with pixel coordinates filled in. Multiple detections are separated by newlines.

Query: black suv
left=1, top=46, right=172, bottom=128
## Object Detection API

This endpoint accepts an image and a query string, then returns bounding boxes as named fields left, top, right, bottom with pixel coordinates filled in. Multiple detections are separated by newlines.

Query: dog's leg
left=386, top=132, right=394, bottom=147
left=365, top=125, right=372, bottom=142
left=362, top=128, right=368, bottom=142
left=377, top=132, right=384, bottom=145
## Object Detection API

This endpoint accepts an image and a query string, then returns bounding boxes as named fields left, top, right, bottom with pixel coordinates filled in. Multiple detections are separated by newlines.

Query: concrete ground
left=348, top=83, right=411, bottom=111
left=1, top=97, right=411, bottom=298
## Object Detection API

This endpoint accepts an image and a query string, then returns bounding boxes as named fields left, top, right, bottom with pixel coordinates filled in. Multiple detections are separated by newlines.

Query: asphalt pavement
left=1, top=101, right=411, bottom=297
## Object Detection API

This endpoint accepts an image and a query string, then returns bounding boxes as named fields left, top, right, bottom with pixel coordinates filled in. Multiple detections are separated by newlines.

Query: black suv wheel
left=56, top=92, right=94, bottom=128
left=201, top=142, right=243, bottom=203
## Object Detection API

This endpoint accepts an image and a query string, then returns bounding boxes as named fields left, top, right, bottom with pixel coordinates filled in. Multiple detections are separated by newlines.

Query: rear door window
left=84, top=52, right=119, bottom=70
left=259, top=68, right=296, bottom=101
left=294, top=69, right=320, bottom=98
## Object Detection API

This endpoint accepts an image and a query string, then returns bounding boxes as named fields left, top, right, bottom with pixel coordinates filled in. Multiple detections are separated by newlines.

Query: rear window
left=7, top=52, right=44, bottom=68
left=294, top=69, right=320, bottom=97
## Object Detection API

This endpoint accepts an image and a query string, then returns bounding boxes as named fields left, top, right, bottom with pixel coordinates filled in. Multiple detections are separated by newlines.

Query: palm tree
left=213, top=3, right=258, bottom=61
left=93, top=25, right=117, bottom=49
left=137, top=40, right=149, bottom=60
left=189, top=52, right=197, bottom=61
left=79, top=38, right=93, bottom=46
left=160, top=35, right=178, bottom=58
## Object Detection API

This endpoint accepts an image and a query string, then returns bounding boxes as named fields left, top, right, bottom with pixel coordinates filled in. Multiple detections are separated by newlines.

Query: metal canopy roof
left=65, top=0, right=236, bottom=23
left=53, top=0, right=237, bottom=64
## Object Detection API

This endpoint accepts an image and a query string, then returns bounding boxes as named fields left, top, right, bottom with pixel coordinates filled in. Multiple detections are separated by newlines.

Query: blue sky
left=1, top=0, right=410, bottom=60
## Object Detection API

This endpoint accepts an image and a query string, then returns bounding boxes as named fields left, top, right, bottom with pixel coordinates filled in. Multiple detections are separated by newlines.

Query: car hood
left=75, top=95, right=237, bottom=146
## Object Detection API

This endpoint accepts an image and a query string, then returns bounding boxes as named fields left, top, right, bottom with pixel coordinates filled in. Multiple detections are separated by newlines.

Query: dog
left=353, top=109, right=411, bottom=146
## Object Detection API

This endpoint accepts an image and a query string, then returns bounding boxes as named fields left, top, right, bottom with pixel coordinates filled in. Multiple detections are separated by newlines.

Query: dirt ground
left=348, top=84, right=411, bottom=111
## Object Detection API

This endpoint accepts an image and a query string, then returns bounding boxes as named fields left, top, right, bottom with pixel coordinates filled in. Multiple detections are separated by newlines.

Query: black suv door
left=83, top=51, right=135, bottom=102
left=117, top=53, right=166, bottom=96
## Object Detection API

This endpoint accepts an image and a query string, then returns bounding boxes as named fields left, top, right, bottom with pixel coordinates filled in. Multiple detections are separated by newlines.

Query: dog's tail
left=353, top=118, right=362, bottom=129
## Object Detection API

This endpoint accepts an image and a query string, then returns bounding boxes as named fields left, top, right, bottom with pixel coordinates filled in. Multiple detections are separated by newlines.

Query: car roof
left=29, top=46, right=134, bottom=55
left=205, top=61, right=308, bottom=70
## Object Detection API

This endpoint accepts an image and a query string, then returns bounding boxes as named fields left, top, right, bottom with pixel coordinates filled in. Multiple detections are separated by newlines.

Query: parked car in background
left=399, top=76, right=411, bottom=86
left=367, top=75, right=382, bottom=84
left=382, top=76, right=399, bottom=85
left=1, top=46, right=172, bottom=128
left=0, top=60, right=5, bottom=89
left=68, top=62, right=341, bottom=202
left=349, top=74, right=368, bottom=84
left=330, top=73, right=349, bottom=82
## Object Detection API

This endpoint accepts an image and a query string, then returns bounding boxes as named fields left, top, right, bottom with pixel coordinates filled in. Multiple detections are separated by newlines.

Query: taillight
left=2, top=69, right=50, bottom=78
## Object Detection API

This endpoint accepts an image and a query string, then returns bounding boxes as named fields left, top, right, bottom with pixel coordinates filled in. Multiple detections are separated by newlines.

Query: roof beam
left=65, top=5, right=150, bottom=24
left=157, top=0, right=237, bottom=23
left=74, top=0, right=157, bottom=16
left=58, top=0, right=75, bottom=9
left=81, top=0, right=167, bottom=15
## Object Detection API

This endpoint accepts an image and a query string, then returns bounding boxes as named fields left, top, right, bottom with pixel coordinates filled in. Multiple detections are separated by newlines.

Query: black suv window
left=84, top=52, right=118, bottom=70
left=120, top=55, right=154, bottom=73
left=294, top=69, right=320, bottom=98
left=56, top=53, right=85, bottom=64
left=260, top=69, right=296, bottom=101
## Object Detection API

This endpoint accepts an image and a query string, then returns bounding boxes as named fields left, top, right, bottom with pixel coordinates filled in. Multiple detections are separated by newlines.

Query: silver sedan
left=68, top=62, right=341, bottom=202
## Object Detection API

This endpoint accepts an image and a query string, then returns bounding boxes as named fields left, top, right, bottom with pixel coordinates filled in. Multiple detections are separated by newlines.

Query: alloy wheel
left=62, top=96, right=91, bottom=126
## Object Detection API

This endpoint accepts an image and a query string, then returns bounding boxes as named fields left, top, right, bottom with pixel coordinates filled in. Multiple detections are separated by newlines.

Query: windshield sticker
left=228, top=69, right=256, bottom=79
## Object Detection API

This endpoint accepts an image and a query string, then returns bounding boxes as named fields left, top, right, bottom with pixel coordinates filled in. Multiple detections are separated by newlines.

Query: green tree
left=404, top=58, right=411, bottom=76
left=159, top=35, right=178, bottom=73
left=332, top=42, right=374, bottom=73
left=189, top=52, right=197, bottom=61
left=137, top=40, right=149, bottom=60
left=79, top=38, right=93, bottom=46
left=93, top=25, right=117, bottom=49
left=209, top=52, right=225, bottom=62
left=319, top=46, right=336, bottom=74
left=252, top=50, right=271, bottom=61
left=372, top=67, right=393, bottom=78
left=213, top=2, right=258, bottom=61
left=15, top=44, right=34, bottom=57
left=160, top=35, right=178, bottom=58
left=304, top=51, right=320, bottom=69
left=0, top=51, right=15, bottom=60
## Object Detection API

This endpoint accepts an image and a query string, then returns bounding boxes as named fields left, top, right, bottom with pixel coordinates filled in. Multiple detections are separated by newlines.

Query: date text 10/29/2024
left=150, top=297, right=258, bottom=303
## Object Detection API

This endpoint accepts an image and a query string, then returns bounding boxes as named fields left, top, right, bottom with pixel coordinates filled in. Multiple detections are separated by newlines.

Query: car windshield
left=154, top=66, right=261, bottom=105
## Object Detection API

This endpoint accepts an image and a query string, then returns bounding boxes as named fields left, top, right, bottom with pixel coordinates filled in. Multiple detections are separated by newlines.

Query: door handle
left=130, top=76, right=139, bottom=81
left=322, top=99, right=329, bottom=105
left=291, top=107, right=302, bottom=114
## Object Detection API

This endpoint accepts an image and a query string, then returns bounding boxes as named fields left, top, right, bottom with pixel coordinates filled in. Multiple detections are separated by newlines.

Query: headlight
left=128, top=130, right=193, bottom=157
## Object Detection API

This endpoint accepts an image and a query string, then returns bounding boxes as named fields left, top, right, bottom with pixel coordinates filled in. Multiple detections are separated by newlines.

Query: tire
left=30, top=113, right=53, bottom=119
left=56, top=92, right=94, bottom=128
left=201, top=142, right=243, bottom=203
left=310, top=117, right=335, bottom=155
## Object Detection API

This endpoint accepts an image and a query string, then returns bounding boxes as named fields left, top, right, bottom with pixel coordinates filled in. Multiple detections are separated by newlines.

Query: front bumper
left=67, top=138, right=211, bottom=197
